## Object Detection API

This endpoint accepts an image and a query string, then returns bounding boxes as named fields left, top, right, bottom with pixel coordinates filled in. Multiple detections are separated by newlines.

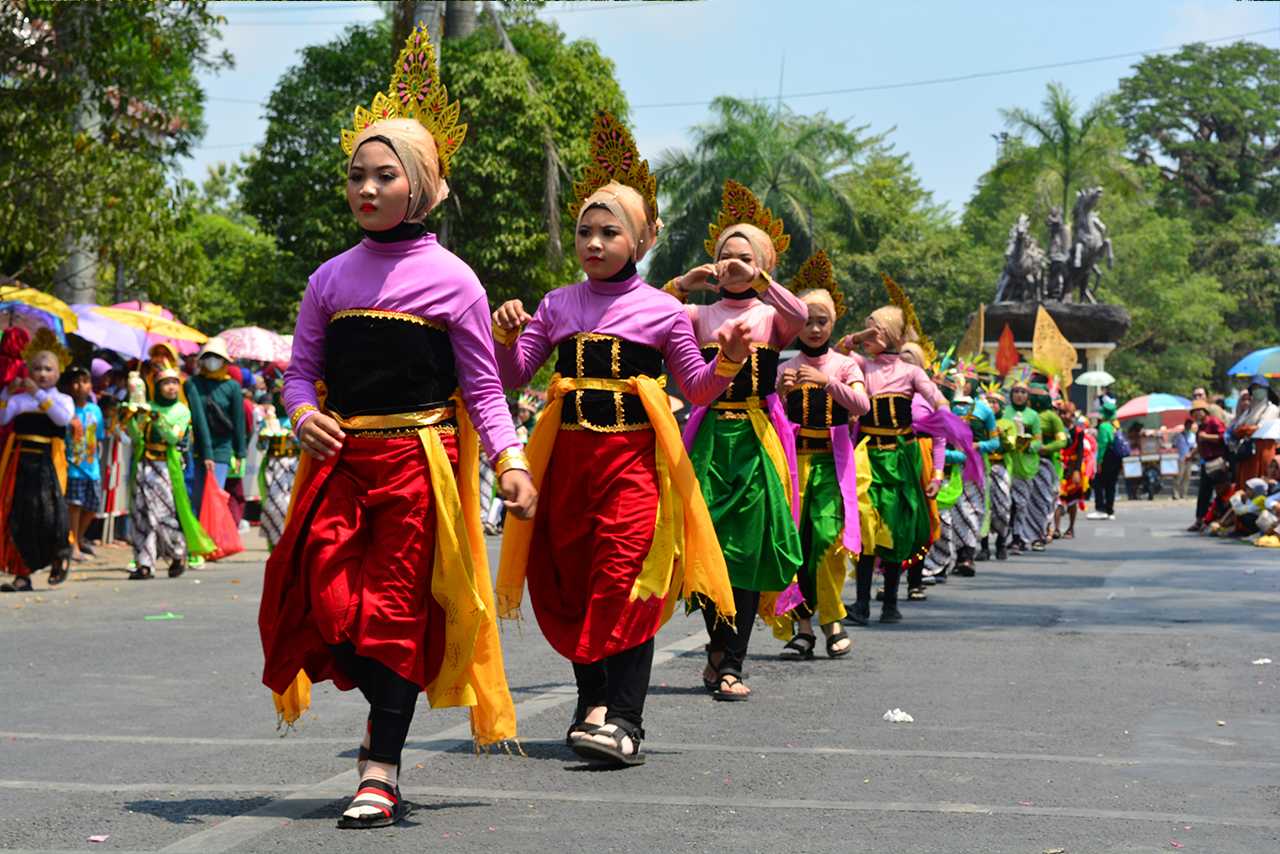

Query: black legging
left=855, top=554, right=901, bottom=608
left=329, top=642, right=420, bottom=767
left=572, top=638, right=654, bottom=737
left=702, top=586, right=760, bottom=679
left=1195, top=461, right=1218, bottom=520
left=1094, top=455, right=1120, bottom=515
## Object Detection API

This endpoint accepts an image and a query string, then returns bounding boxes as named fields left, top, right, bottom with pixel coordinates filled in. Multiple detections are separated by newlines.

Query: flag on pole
left=1032, top=305, right=1078, bottom=389
left=995, top=323, right=1018, bottom=376
left=957, top=303, right=985, bottom=359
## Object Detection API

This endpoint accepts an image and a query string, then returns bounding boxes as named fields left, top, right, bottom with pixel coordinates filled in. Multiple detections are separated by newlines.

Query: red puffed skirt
left=527, top=429, right=664, bottom=664
left=259, top=434, right=452, bottom=695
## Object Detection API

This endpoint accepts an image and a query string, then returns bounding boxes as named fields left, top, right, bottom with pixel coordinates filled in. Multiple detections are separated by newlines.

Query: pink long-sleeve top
left=686, top=280, right=809, bottom=350
left=0, top=388, right=74, bottom=426
left=495, top=273, right=733, bottom=405
left=851, top=352, right=946, bottom=471
left=283, top=234, right=519, bottom=462
left=777, top=349, right=870, bottom=417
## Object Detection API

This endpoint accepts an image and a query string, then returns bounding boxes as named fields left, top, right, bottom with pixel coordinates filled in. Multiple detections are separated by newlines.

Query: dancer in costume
left=774, top=251, right=867, bottom=660
left=1055, top=402, right=1088, bottom=539
left=259, top=25, right=534, bottom=829
left=256, top=390, right=298, bottom=551
left=897, top=342, right=949, bottom=601
left=1004, top=369, right=1043, bottom=552
left=835, top=305, right=949, bottom=625
left=668, top=180, right=807, bottom=699
left=1030, top=381, right=1067, bottom=547
left=976, top=382, right=1015, bottom=562
left=493, top=112, right=742, bottom=764
left=122, top=367, right=214, bottom=579
left=0, top=330, right=74, bottom=592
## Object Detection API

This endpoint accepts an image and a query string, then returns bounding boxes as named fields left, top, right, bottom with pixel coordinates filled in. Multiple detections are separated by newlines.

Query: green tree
left=241, top=15, right=627, bottom=311
left=0, top=1, right=227, bottom=294
left=1115, top=42, right=1280, bottom=222
left=646, top=97, right=877, bottom=285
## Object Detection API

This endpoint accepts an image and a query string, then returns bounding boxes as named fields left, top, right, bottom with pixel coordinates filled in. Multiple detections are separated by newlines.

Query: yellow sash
left=271, top=396, right=516, bottom=747
left=496, top=373, right=735, bottom=627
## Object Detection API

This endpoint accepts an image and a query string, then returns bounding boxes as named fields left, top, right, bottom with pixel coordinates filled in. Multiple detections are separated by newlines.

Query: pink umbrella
left=110, top=300, right=201, bottom=356
left=219, top=326, right=287, bottom=362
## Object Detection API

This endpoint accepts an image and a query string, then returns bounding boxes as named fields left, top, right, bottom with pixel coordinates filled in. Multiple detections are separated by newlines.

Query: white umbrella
left=1076, top=370, right=1115, bottom=386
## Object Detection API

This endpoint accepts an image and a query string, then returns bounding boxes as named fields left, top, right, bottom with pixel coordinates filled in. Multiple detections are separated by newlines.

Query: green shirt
left=1006, top=404, right=1043, bottom=480
left=1096, top=419, right=1116, bottom=460
left=1038, top=408, right=1067, bottom=457
left=185, top=375, right=247, bottom=464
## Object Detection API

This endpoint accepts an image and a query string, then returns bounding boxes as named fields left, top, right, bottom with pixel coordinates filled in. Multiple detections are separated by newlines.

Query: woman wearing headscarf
left=1229, top=375, right=1280, bottom=494
left=258, top=25, right=534, bottom=829
left=667, top=180, right=808, bottom=701
left=492, top=112, right=742, bottom=767
left=836, top=305, right=949, bottom=624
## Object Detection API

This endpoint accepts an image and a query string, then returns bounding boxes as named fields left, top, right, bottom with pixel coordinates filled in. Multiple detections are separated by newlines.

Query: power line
left=631, top=26, right=1280, bottom=109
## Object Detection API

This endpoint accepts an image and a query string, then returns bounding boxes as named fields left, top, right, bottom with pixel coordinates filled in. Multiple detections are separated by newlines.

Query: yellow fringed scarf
left=496, top=373, right=735, bottom=628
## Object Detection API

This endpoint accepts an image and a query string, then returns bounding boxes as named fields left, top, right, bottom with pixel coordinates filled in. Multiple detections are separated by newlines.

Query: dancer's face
left=575, top=206, right=633, bottom=280
left=1010, top=387, right=1029, bottom=407
left=157, top=378, right=179, bottom=402
left=347, top=141, right=412, bottom=232
left=29, top=352, right=59, bottom=390
left=799, top=303, right=833, bottom=349
left=716, top=236, right=757, bottom=294
left=860, top=318, right=887, bottom=356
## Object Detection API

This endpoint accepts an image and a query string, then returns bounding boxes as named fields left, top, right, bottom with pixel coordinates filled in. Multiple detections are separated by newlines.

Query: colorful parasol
left=109, top=300, right=205, bottom=355
left=70, top=304, right=149, bottom=359
left=1227, top=346, right=1280, bottom=380
left=218, top=326, right=289, bottom=363
left=1116, top=393, right=1192, bottom=429
left=93, top=306, right=207, bottom=346
left=0, top=285, right=78, bottom=342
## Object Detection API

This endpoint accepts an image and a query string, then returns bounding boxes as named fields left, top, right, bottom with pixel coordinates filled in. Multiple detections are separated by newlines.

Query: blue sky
left=189, top=0, right=1280, bottom=215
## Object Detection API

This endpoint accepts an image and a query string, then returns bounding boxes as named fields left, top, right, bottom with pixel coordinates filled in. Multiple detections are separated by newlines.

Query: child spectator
left=63, top=365, right=103, bottom=561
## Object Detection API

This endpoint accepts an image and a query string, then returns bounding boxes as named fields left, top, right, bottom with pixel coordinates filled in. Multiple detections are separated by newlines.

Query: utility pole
left=53, top=3, right=98, bottom=304
left=444, top=1, right=478, bottom=39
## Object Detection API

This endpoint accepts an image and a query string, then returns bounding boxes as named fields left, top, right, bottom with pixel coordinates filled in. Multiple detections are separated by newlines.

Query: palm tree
left=647, top=96, right=876, bottom=283
left=998, top=82, right=1134, bottom=215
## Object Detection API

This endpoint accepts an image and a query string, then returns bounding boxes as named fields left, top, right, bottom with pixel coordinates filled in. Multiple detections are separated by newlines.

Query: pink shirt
left=0, top=388, right=74, bottom=426
left=495, top=274, right=732, bottom=405
left=852, top=352, right=946, bottom=471
left=686, top=281, right=809, bottom=350
left=283, top=234, right=519, bottom=462
left=777, top=349, right=870, bottom=417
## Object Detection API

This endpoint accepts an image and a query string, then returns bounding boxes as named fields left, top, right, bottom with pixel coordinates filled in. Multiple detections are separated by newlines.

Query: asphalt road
left=2, top=497, right=1278, bottom=853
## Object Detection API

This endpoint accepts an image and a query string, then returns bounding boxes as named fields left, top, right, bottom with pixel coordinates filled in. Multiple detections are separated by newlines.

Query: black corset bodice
left=786, top=384, right=850, bottom=452
left=554, top=333, right=663, bottom=431
left=12, top=411, right=61, bottom=438
left=965, top=411, right=990, bottom=443
left=858, top=393, right=915, bottom=447
left=322, top=310, right=457, bottom=417
left=702, top=346, right=778, bottom=404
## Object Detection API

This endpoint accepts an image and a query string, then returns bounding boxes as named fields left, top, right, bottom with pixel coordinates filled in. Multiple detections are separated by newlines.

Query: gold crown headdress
left=881, top=273, right=936, bottom=366
left=22, top=327, right=71, bottom=370
left=340, top=23, right=467, bottom=176
left=705, top=180, right=790, bottom=260
left=788, top=250, right=845, bottom=318
left=570, top=111, right=658, bottom=223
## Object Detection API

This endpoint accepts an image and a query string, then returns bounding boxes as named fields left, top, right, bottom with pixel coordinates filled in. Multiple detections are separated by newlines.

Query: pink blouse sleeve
left=912, top=368, right=946, bottom=472
left=761, top=280, right=809, bottom=348
left=453, top=294, right=521, bottom=462
left=662, top=310, right=734, bottom=406
left=826, top=361, right=869, bottom=417
left=283, top=276, right=326, bottom=433
left=495, top=297, right=556, bottom=390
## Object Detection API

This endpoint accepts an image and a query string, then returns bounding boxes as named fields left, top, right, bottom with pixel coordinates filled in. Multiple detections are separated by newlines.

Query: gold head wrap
left=350, top=119, right=446, bottom=224
left=881, top=273, right=935, bottom=364
left=789, top=250, right=845, bottom=319
left=22, top=327, right=71, bottom=370
left=705, top=180, right=789, bottom=273
left=148, top=341, right=179, bottom=367
left=570, top=113, right=659, bottom=261
left=340, top=23, right=466, bottom=177
left=868, top=305, right=914, bottom=353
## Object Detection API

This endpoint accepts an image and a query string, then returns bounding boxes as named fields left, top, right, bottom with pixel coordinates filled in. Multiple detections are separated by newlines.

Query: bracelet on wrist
left=492, top=320, right=521, bottom=347
left=715, top=355, right=746, bottom=378
left=495, top=447, right=530, bottom=477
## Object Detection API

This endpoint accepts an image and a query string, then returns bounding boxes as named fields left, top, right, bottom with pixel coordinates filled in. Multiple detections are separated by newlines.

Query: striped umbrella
left=1227, top=346, right=1280, bottom=380
left=1116, top=393, right=1192, bottom=429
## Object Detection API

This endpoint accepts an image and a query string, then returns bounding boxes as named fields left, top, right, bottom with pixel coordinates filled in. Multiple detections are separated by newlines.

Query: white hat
left=199, top=337, right=231, bottom=362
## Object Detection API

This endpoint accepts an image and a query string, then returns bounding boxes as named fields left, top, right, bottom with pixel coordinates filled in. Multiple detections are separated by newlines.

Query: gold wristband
left=495, top=447, right=530, bottom=477
left=751, top=271, right=770, bottom=295
left=662, top=278, right=689, bottom=303
left=492, top=320, right=520, bottom=347
left=290, top=404, right=318, bottom=423
left=715, top=355, right=746, bottom=378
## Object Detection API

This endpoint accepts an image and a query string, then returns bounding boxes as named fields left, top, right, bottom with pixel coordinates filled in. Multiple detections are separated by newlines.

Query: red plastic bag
left=199, top=471, right=243, bottom=561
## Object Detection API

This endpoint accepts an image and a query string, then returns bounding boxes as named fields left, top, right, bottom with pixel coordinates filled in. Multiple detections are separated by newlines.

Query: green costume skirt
left=796, top=452, right=848, bottom=624
left=863, top=438, right=931, bottom=564
left=692, top=416, right=801, bottom=592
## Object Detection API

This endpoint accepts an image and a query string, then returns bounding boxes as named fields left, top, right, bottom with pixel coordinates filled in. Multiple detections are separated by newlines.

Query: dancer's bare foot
left=822, top=621, right=851, bottom=655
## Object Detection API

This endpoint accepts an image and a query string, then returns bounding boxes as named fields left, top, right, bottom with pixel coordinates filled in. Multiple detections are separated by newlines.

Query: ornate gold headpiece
left=881, top=272, right=936, bottom=366
left=22, top=327, right=71, bottom=370
left=788, top=250, right=845, bottom=318
left=704, top=180, right=790, bottom=260
left=570, top=111, right=658, bottom=223
left=339, top=23, right=466, bottom=176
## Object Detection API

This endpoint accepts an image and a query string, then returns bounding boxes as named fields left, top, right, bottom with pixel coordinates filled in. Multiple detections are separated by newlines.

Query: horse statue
left=1066, top=186, right=1113, bottom=304
left=1044, top=207, right=1071, bottom=301
left=994, top=213, right=1046, bottom=302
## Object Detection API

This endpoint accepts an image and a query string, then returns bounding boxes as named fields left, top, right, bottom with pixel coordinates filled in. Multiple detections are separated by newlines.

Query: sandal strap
left=602, top=717, right=644, bottom=748
left=784, top=632, right=816, bottom=652
left=346, top=778, right=399, bottom=816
